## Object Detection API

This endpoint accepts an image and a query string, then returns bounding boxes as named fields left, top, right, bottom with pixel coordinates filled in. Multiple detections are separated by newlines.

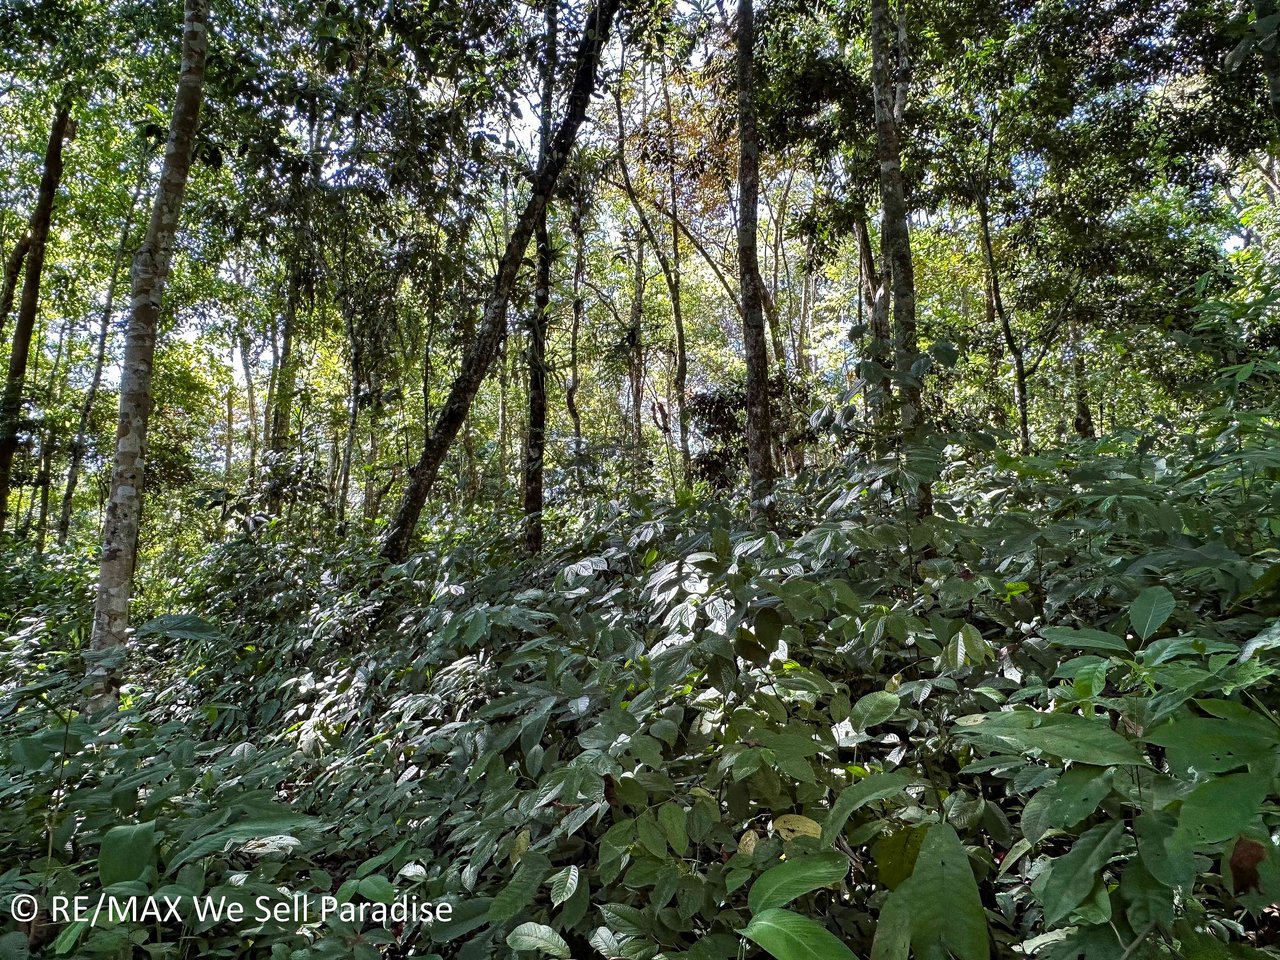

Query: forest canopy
left=2, top=0, right=1280, bottom=958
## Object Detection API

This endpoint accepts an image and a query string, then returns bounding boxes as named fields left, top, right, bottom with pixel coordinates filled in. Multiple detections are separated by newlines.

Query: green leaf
left=507, top=922, right=571, bottom=958
left=1037, top=821, right=1124, bottom=926
left=822, top=772, right=912, bottom=845
left=134, top=613, right=223, bottom=642
left=549, top=866, right=579, bottom=907
left=99, top=820, right=156, bottom=886
left=1175, top=769, right=1271, bottom=846
left=870, top=823, right=989, bottom=960
left=748, top=853, right=849, bottom=913
left=659, top=803, right=689, bottom=856
left=486, top=856, right=551, bottom=922
left=954, top=711, right=1144, bottom=766
left=850, top=691, right=900, bottom=732
left=357, top=875, right=395, bottom=903
left=1129, top=587, right=1175, bottom=641
left=1145, top=717, right=1277, bottom=774
left=1041, top=627, right=1131, bottom=654
left=739, top=908, right=859, bottom=960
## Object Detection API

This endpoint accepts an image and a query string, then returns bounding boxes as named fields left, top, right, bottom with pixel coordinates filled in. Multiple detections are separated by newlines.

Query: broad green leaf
left=850, top=691, right=900, bottom=732
left=1129, top=587, right=1175, bottom=641
left=486, top=856, right=551, bottom=922
left=821, top=771, right=912, bottom=844
left=773, top=814, right=822, bottom=841
left=1041, top=627, right=1131, bottom=654
left=507, top=922, right=571, bottom=958
left=870, top=823, right=988, bottom=960
left=954, top=711, right=1144, bottom=766
left=739, top=908, right=859, bottom=960
left=549, top=865, right=579, bottom=907
left=99, top=820, right=156, bottom=886
left=748, top=853, right=849, bottom=913
left=1037, top=821, right=1124, bottom=926
left=357, top=875, right=395, bottom=903
left=1145, top=717, right=1277, bottom=774
left=134, top=613, right=223, bottom=642
left=1175, top=770, right=1271, bottom=846
left=659, top=803, right=689, bottom=856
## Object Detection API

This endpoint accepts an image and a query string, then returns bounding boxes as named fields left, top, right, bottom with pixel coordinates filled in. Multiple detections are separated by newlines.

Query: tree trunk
left=567, top=176, right=586, bottom=489
left=0, top=234, right=30, bottom=344
left=661, top=60, right=691, bottom=484
left=978, top=201, right=1030, bottom=454
left=1071, top=321, right=1095, bottom=439
left=629, top=231, right=646, bottom=483
left=89, top=0, right=208, bottom=711
left=58, top=171, right=145, bottom=545
left=869, top=0, right=919, bottom=434
left=267, top=263, right=302, bottom=514
left=855, top=211, right=892, bottom=431
left=0, top=101, right=71, bottom=534
left=736, top=0, right=775, bottom=520
left=524, top=0, right=558, bottom=556
left=380, top=0, right=620, bottom=566
left=238, top=331, right=258, bottom=483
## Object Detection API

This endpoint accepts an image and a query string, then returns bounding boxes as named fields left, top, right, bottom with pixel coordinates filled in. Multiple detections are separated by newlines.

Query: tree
left=736, top=0, right=775, bottom=519
left=89, top=0, right=209, bottom=710
left=379, top=0, right=622, bottom=566
left=0, top=98, right=71, bottom=533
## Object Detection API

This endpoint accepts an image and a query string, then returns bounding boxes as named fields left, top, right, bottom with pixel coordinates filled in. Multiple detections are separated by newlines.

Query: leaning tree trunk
left=380, top=0, right=621, bottom=566
left=0, top=234, right=30, bottom=344
left=524, top=0, right=557, bottom=556
left=0, top=101, right=71, bottom=534
left=89, top=0, right=208, bottom=712
left=736, top=0, right=776, bottom=520
left=59, top=171, right=145, bottom=544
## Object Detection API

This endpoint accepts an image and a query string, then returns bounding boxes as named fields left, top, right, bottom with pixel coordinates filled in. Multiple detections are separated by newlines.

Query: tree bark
left=736, top=0, right=775, bottom=520
left=660, top=60, right=691, bottom=484
left=1071, top=320, right=1095, bottom=438
left=89, top=0, right=208, bottom=711
left=0, top=101, right=71, bottom=534
left=869, top=0, right=919, bottom=434
left=978, top=199, right=1030, bottom=454
left=629, top=230, right=646, bottom=482
left=524, top=0, right=558, bottom=556
left=237, top=331, right=258, bottom=482
left=567, top=176, right=586, bottom=489
left=0, top=234, right=30, bottom=345
left=380, top=0, right=620, bottom=566
left=58, top=171, right=145, bottom=545
left=267, top=263, right=302, bottom=514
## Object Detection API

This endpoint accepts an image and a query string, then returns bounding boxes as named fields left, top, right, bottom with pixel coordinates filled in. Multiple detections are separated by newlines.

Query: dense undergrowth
left=3, top=394, right=1280, bottom=960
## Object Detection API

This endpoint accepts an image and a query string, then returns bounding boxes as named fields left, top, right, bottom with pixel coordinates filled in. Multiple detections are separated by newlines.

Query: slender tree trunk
left=58, top=171, right=145, bottom=545
left=661, top=61, right=691, bottom=484
left=629, top=231, right=646, bottom=483
left=380, top=0, right=620, bottom=566
left=524, top=0, right=558, bottom=555
left=1071, top=320, right=1095, bottom=438
left=238, top=332, right=258, bottom=483
left=855, top=212, right=892, bottom=431
left=224, top=385, right=234, bottom=478
left=736, top=0, right=775, bottom=519
left=869, top=0, right=919, bottom=434
left=0, top=101, right=71, bottom=534
left=89, top=0, right=208, bottom=710
left=978, top=201, right=1030, bottom=454
left=267, top=263, right=302, bottom=514
left=0, top=234, right=30, bottom=344
left=567, top=178, right=585, bottom=489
